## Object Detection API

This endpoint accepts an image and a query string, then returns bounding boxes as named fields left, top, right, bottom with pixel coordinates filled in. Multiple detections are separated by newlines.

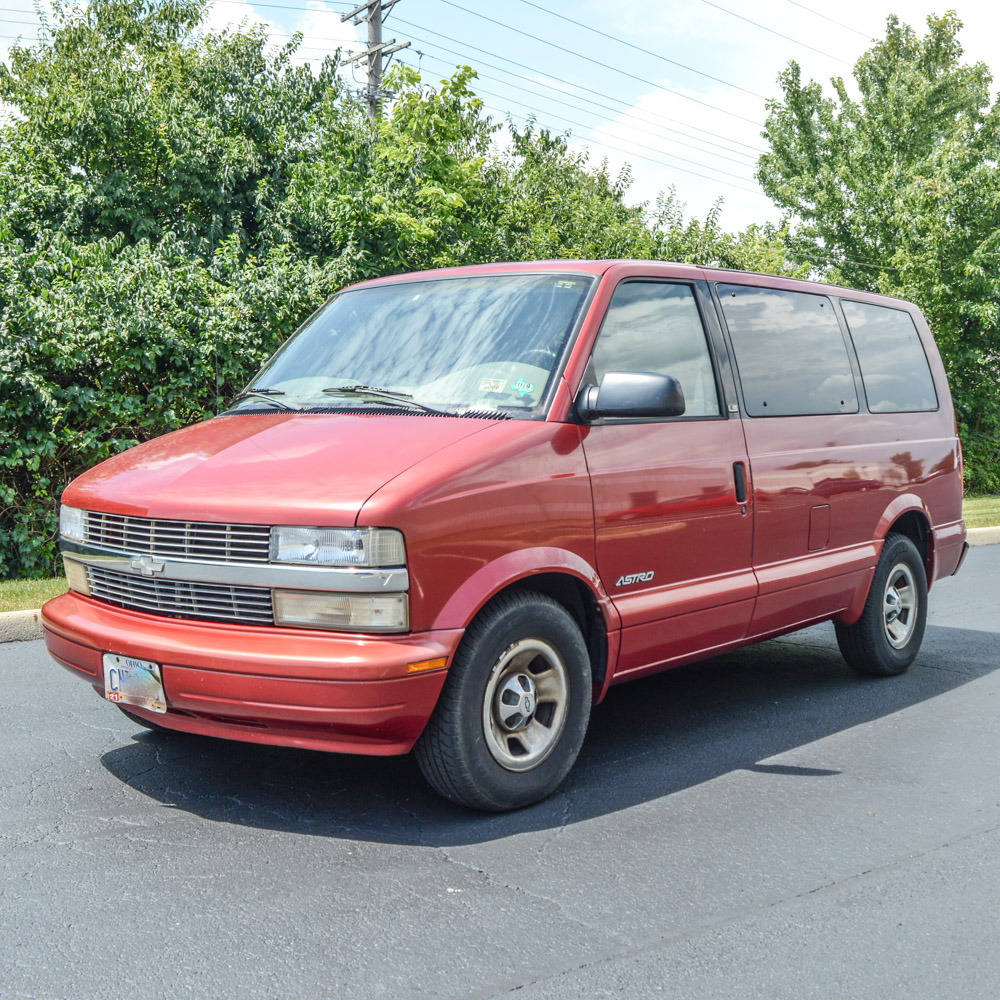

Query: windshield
left=234, top=273, right=595, bottom=417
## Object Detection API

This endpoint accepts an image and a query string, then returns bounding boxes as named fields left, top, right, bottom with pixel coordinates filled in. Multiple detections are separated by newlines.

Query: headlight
left=59, top=505, right=85, bottom=542
left=273, top=590, right=409, bottom=632
left=269, top=526, right=405, bottom=567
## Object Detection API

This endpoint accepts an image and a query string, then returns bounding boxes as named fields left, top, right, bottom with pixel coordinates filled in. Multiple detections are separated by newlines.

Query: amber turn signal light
left=406, top=657, right=448, bottom=674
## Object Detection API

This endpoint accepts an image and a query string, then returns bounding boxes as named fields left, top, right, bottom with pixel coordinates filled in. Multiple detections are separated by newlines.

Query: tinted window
left=840, top=300, right=938, bottom=413
left=590, top=282, right=720, bottom=417
left=718, top=284, right=858, bottom=417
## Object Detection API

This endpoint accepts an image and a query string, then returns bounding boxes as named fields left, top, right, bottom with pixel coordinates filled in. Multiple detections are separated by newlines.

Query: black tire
left=415, top=590, right=592, bottom=812
left=117, top=705, right=170, bottom=733
left=835, top=533, right=928, bottom=676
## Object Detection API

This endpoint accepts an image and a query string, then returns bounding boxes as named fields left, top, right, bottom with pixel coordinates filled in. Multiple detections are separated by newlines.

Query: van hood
left=63, top=413, right=498, bottom=525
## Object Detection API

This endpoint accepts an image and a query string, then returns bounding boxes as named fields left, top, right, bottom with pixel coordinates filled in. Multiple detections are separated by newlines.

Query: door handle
left=733, top=462, right=748, bottom=505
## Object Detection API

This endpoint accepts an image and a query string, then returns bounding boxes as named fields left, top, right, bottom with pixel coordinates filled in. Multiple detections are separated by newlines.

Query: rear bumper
left=42, top=592, right=462, bottom=755
left=933, top=519, right=968, bottom=582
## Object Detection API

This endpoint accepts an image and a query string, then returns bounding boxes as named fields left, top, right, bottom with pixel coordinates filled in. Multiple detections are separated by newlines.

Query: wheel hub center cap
left=885, top=588, right=902, bottom=622
left=495, top=673, right=538, bottom=732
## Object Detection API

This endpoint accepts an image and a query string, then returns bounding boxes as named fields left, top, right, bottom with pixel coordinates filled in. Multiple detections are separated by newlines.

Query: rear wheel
left=836, top=533, right=928, bottom=676
left=415, top=590, right=592, bottom=811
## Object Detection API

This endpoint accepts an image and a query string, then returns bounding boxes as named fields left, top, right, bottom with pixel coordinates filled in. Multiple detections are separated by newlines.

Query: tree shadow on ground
left=100, top=622, right=998, bottom=846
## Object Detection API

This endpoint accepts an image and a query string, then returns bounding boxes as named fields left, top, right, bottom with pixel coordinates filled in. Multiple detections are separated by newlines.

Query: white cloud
left=565, top=0, right=1000, bottom=230
left=202, top=0, right=363, bottom=71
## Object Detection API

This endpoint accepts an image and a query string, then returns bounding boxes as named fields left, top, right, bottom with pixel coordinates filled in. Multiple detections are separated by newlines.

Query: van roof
left=348, top=260, right=914, bottom=310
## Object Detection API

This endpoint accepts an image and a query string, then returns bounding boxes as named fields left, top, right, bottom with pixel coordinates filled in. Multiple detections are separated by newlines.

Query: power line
left=472, top=97, right=763, bottom=197
left=393, top=17, right=768, bottom=152
left=364, top=42, right=758, bottom=163
left=509, top=0, right=766, bottom=99
left=781, top=0, right=875, bottom=41
left=4, top=6, right=768, bottom=157
left=447, top=74, right=756, bottom=185
left=4, top=3, right=772, bottom=169
left=699, top=0, right=852, bottom=65
left=411, top=49, right=757, bottom=175
left=464, top=71, right=756, bottom=165
left=436, top=0, right=764, bottom=126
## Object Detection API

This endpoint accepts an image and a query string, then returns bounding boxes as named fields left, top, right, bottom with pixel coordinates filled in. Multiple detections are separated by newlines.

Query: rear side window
left=840, top=300, right=938, bottom=413
left=590, top=281, right=720, bottom=417
left=718, top=284, right=858, bottom=417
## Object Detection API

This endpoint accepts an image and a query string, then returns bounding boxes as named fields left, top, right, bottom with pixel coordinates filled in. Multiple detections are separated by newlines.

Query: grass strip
left=0, top=577, right=67, bottom=613
left=963, top=494, right=1000, bottom=530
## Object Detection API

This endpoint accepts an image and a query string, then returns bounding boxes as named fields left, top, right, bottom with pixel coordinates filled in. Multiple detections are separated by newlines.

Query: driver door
left=580, top=279, right=756, bottom=677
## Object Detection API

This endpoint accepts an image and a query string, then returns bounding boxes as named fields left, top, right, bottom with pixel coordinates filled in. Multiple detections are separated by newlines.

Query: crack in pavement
left=454, top=813, right=1000, bottom=1000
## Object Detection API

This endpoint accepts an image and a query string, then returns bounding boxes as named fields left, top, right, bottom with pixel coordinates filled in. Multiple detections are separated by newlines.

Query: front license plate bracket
left=102, top=653, right=167, bottom=714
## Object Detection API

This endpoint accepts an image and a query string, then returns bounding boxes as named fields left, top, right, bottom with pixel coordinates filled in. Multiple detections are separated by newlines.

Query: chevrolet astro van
left=43, top=260, right=968, bottom=811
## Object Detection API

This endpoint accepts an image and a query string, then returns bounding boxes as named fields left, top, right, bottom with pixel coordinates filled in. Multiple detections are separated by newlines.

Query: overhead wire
left=462, top=99, right=763, bottom=196
left=488, top=0, right=766, bottom=99
left=3, top=1, right=773, bottom=191
left=4, top=2, right=770, bottom=153
left=421, top=64, right=757, bottom=185
left=435, top=0, right=764, bottom=125
left=391, top=17, right=768, bottom=152
left=281, top=34, right=758, bottom=164
left=698, top=0, right=852, bottom=65
left=409, top=49, right=758, bottom=182
left=781, top=0, right=875, bottom=41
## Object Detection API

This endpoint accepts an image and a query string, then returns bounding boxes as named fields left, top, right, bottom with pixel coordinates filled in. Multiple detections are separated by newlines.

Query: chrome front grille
left=84, top=512, right=271, bottom=564
left=86, top=566, right=274, bottom=626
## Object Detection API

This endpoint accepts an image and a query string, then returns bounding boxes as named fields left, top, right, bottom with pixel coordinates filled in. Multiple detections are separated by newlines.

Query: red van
left=43, top=261, right=968, bottom=811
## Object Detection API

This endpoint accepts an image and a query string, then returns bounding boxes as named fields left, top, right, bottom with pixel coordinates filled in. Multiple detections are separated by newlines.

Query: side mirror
left=576, top=371, right=686, bottom=421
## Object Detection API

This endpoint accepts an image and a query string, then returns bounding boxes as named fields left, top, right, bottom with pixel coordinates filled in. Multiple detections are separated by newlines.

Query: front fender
left=429, top=547, right=622, bottom=703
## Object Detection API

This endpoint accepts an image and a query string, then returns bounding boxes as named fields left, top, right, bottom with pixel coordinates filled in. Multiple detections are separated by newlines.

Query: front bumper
left=42, top=592, right=462, bottom=755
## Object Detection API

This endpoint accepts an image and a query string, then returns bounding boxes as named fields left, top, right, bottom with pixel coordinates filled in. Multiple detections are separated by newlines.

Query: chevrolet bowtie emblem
left=130, top=555, right=165, bottom=577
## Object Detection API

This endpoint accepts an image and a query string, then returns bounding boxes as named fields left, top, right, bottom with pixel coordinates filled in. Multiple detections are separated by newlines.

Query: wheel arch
left=430, top=548, right=621, bottom=703
left=874, top=494, right=935, bottom=583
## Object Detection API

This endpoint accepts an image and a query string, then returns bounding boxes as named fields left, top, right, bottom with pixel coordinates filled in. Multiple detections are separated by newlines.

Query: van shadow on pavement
left=100, top=621, right=998, bottom=847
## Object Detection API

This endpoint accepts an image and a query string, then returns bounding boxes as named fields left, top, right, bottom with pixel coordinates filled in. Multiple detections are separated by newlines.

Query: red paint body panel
left=63, top=413, right=496, bottom=525
left=43, top=592, right=458, bottom=753
left=44, top=259, right=967, bottom=763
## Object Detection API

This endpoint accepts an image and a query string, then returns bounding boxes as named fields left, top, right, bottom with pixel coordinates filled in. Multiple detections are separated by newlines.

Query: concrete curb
left=0, top=609, right=44, bottom=643
left=967, top=526, right=1000, bottom=547
left=1, top=527, right=997, bottom=644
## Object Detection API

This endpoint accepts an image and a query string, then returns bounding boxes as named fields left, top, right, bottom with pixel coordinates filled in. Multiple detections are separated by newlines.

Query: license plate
left=102, top=654, right=167, bottom=714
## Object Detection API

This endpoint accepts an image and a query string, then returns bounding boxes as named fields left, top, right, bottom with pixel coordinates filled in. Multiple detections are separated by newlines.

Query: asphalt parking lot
left=3, top=546, right=998, bottom=999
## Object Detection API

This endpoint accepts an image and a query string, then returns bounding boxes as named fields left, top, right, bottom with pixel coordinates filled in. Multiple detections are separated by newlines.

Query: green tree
left=0, top=0, right=804, bottom=577
left=0, top=0, right=335, bottom=252
left=758, top=12, right=1000, bottom=492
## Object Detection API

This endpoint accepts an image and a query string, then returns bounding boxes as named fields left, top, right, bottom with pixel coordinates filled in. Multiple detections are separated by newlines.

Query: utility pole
left=340, top=0, right=411, bottom=119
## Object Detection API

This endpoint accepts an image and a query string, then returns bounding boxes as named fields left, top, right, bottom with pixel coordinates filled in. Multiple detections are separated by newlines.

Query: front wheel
left=415, top=590, right=592, bottom=811
left=835, top=533, right=928, bottom=676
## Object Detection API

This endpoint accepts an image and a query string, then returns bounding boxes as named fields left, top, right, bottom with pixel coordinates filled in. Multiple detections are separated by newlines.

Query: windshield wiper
left=322, top=384, right=448, bottom=416
left=230, top=388, right=300, bottom=411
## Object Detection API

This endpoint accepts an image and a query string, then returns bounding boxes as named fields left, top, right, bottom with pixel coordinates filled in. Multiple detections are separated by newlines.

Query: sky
left=3, top=0, right=1000, bottom=232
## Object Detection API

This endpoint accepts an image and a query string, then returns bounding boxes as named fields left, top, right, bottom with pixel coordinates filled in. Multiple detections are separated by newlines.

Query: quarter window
left=718, top=284, right=859, bottom=417
left=590, top=282, right=720, bottom=417
left=840, top=300, right=938, bottom=413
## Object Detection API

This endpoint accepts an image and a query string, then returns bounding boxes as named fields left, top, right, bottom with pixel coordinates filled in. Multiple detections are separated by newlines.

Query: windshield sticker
left=509, top=377, right=535, bottom=398
left=478, top=377, right=506, bottom=393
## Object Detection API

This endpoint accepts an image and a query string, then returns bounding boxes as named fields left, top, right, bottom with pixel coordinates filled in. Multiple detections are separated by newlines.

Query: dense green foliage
left=0, top=0, right=804, bottom=577
left=16, top=3, right=995, bottom=575
left=759, top=12, right=1000, bottom=492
